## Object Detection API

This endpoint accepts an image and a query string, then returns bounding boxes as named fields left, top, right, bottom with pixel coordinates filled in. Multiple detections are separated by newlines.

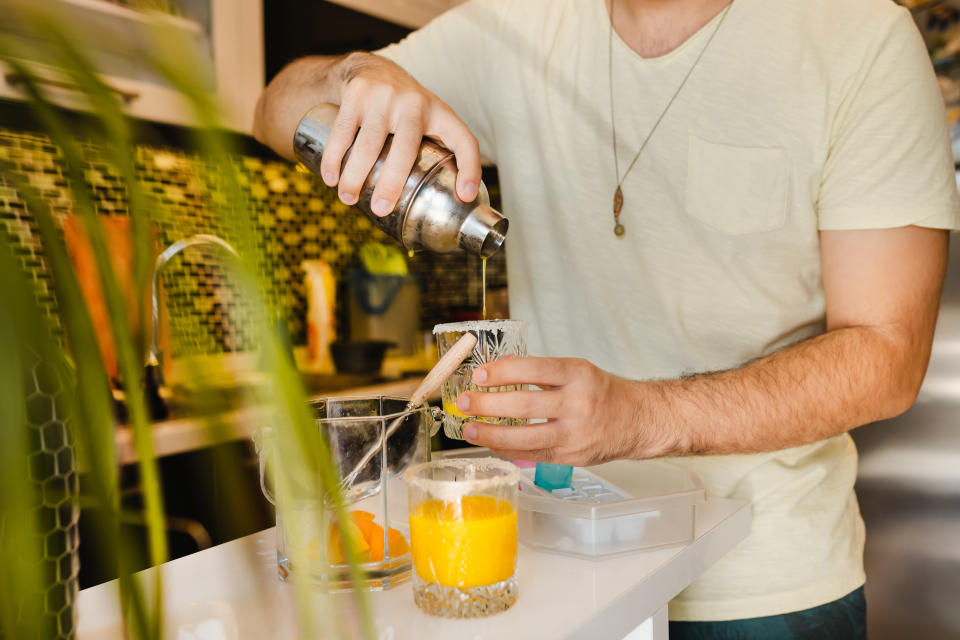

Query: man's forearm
left=253, top=52, right=375, bottom=161
left=646, top=325, right=923, bottom=457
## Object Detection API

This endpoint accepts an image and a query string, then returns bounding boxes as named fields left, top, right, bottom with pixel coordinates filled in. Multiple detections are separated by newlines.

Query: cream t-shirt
left=379, top=0, right=960, bottom=621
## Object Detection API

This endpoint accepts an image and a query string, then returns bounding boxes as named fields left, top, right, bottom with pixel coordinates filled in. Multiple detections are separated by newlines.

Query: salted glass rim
left=404, top=457, right=521, bottom=499
left=432, top=319, right=527, bottom=335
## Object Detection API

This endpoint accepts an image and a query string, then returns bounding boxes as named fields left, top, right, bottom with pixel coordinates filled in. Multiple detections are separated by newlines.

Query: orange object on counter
left=326, top=518, right=370, bottom=565
left=388, top=527, right=410, bottom=558
left=326, top=510, right=410, bottom=565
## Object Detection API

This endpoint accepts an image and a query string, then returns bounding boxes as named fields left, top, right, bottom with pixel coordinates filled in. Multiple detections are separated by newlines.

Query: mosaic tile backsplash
left=0, top=127, right=507, bottom=358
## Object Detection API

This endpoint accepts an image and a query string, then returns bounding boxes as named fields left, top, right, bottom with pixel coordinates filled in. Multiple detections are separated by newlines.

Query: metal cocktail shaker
left=293, top=104, right=508, bottom=258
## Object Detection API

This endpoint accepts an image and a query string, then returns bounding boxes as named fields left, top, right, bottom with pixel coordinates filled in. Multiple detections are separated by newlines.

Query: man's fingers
left=473, top=357, right=581, bottom=388
left=319, top=105, right=360, bottom=188
left=458, top=389, right=562, bottom=420
left=338, top=116, right=389, bottom=205
left=428, top=115, right=481, bottom=202
left=370, top=123, right=422, bottom=216
left=462, top=421, right=560, bottom=455
left=485, top=449, right=554, bottom=464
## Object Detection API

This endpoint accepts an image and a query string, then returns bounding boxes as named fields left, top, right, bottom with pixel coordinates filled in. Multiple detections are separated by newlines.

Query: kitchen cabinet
left=0, top=0, right=263, bottom=133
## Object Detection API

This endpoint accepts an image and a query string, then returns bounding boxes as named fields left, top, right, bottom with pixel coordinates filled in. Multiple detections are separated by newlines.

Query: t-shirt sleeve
left=376, top=0, right=503, bottom=162
left=817, top=9, right=960, bottom=231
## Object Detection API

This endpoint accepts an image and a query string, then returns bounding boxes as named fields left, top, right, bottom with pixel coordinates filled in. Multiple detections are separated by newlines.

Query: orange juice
left=409, top=495, right=517, bottom=589
left=442, top=400, right=468, bottom=421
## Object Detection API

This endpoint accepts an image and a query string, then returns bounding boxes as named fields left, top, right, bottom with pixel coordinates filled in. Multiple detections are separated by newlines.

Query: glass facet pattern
left=405, top=458, right=520, bottom=618
left=435, top=321, right=527, bottom=439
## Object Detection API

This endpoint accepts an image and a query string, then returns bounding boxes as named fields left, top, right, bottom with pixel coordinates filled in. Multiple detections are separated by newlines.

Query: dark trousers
left=669, top=587, right=867, bottom=639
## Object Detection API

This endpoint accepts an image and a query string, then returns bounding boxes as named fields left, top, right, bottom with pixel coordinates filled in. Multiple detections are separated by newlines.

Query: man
left=254, top=0, right=959, bottom=636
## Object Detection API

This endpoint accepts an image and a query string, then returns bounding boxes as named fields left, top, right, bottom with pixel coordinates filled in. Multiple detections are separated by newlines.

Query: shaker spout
left=459, top=204, right=509, bottom=258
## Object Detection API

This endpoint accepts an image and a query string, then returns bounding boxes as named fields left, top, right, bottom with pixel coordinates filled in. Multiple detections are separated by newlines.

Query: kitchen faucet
left=144, top=234, right=239, bottom=418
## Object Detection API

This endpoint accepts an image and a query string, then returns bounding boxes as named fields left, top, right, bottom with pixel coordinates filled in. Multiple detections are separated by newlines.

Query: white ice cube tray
left=516, top=461, right=706, bottom=560
left=435, top=450, right=707, bottom=560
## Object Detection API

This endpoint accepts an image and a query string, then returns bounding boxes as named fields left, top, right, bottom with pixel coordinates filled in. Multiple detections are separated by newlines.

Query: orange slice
left=326, top=518, right=369, bottom=565
left=349, top=510, right=376, bottom=524
left=388, top=527, right=409, bottom=557
left=327, top=510, right=409, bottom=564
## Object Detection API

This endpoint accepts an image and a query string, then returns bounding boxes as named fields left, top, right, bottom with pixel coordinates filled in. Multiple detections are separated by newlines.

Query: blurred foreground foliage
left=0, top=7, right=372, bottom=639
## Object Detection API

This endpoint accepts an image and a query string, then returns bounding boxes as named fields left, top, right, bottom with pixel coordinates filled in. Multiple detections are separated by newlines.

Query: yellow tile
left=153, top=152, right=178, bottom=170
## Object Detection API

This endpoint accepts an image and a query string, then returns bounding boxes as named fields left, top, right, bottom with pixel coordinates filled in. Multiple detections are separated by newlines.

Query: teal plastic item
left=534, top=463, right=574, bottom=491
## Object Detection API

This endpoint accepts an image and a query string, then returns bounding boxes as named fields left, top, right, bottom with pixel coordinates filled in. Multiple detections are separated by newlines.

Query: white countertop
left=77, top=498, right=750, bottom=640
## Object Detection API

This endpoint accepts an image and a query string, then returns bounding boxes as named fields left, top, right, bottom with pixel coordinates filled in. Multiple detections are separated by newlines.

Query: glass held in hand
left=433, top=319, right=527, bottom=440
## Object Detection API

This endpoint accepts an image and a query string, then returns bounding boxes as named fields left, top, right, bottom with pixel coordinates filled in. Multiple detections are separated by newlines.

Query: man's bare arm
left=253, top=54, right=353, bottom=162
left=648, top=226, right=947, bottom=456
left=458, top=226, right=949, bottom=464
left=253, top=52, right=481, bottom=215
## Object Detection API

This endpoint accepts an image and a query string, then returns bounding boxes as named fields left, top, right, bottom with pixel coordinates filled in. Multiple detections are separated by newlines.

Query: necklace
left=608, top=0, right=733, bottom=237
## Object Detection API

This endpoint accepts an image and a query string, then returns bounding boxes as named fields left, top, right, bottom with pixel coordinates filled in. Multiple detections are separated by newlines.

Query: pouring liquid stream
left=481, top=256, right=487, bottom=320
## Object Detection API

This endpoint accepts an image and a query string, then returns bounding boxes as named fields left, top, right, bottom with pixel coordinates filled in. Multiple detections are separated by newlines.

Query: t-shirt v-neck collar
left=600, top=0, right=733, bottom=66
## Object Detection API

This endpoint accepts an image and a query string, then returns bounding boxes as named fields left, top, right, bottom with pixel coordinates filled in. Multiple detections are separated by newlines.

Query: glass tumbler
left=405, top=458, right=521, bottom=618
left=254, top=396, right=436, bottom=591
left=433, top=319, right=527, bottom=439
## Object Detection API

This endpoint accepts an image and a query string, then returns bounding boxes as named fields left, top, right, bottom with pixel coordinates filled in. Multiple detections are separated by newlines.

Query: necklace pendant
left=613, top=186, right=625, bottom=237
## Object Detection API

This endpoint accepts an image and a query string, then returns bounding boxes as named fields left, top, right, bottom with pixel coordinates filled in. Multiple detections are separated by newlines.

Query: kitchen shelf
left=904, top=0, right=948, bottom=14
left=933, top=53, right=960, bottom=71
left=0, top=0, right=263, bottom=132
left=0, top=0, right=207, bottom=61
left=112, top=376, right=434, bottom=465
left=51, top=0, right=204, bottom=35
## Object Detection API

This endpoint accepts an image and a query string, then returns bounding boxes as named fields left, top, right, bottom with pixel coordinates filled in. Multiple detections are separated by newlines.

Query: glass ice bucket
left=254, top=395, right=438, bottom=591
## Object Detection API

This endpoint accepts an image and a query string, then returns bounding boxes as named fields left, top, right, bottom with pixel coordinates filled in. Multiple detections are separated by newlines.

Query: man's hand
left=456, top=358, right=674, bottom=465
left=457, top=226, right=949, bottom=463
left=253, top=52, right=481, bottom=215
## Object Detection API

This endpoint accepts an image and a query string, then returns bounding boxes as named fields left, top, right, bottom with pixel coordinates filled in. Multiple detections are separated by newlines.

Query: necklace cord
left=608, top=0, right=733, bottom=188
left=608, top=1, right=620, bottom=183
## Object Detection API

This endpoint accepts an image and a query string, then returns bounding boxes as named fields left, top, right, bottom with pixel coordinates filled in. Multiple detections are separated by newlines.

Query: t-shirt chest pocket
left=685, top=134, right=789, bottom=235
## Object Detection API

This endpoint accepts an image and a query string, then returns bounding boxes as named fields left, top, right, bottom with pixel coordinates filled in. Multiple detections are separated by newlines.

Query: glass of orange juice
left=405, top=457, right=521, bottom=617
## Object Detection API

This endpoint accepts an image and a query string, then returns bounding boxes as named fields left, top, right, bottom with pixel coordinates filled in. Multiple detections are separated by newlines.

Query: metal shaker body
left=293, top=104, right=508, bottom=258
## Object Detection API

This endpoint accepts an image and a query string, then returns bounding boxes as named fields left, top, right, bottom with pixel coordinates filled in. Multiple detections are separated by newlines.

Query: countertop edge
left=565, top=498, right=752, bottom=640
